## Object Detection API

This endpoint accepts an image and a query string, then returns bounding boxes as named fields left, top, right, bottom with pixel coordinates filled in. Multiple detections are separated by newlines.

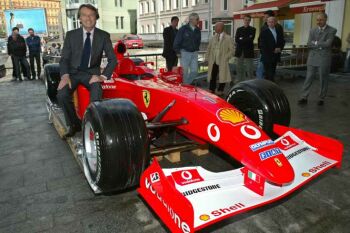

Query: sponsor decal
left=308, top=161, right=332, bottom=174
left=276, top=135, right=299, bottom=150
left=286, top=147, right=310, bottom=160
left=142, top=90, right=151, bottom=108
left=217, top=108, right=248, bottom=126
left=102, top=84, right=117, bottom=90
left=182, top=184, right=221, bottom=197
left=145, top=177, right=191, bottom=233
left=150, top=172, right=160, bottom=183
left=302, top=172, right=311, bottom=177
left=257, top=109, right=264, bottom=128
left=274, top=158, right=283, bottom=167
left=207, top=123, right=220, bottom=142
left=249, top=139, right=274, bottom=152
left=240, top=125, right=261, bottom=140
left=259, top=148, right=282, bottom=160
left=172, top=169, right=204, bottom=186
left=199, top=214, right=210, bottom=221
left=211, top=203, right=245, bottom=217
left=247, top=171, right=260, bottom=183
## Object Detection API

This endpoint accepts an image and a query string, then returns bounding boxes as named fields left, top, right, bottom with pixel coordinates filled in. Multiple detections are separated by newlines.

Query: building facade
left=0, top=0, right=62, bottom=37
left=138, top=0, right=243, bottom=42
left=65, top=0, right=137, bottom=40
left=233, top=0, right=350, bottom=50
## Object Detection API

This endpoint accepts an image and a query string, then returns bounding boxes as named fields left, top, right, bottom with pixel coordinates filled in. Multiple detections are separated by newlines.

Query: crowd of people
left=162, top=10, right=343, bottom=105
left=7, top=27, right=61, bottom=81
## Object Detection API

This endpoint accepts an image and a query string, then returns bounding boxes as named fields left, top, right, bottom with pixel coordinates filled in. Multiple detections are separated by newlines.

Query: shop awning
left=233, top=0, right=295, bottom=19
left=289, top=0, right=326, bottom=13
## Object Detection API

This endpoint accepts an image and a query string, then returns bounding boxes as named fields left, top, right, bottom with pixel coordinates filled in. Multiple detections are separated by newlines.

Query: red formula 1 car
left=44, top=42, right=343, bottom=233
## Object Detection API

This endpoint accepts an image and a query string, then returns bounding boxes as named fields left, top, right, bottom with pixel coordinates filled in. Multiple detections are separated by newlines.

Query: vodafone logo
left=207, top=123, right=220, bottom=142
left=276, top=135, right=298, bottom=150
left=240, top=125, right=261, bottom=140
left=181, top=171, right=192, bottom=180
left=172, top=169, right=204, bottom=186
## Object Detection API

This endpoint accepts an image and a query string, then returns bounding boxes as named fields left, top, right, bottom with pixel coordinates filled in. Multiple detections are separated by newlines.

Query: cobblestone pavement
left=0, top=73, right=349, bottom=233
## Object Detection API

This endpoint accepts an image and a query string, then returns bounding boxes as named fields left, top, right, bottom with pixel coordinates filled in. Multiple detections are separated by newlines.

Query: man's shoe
left=317, top=100, right=324, bottom=106
left=298, top=98, right=307, bottom=105
left=63, top=125, right=81, bottom=139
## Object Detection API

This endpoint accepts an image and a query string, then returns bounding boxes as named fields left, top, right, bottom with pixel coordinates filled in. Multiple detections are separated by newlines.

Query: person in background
left=26, top=28, right=42, bottom=80
left=235, top=15, right=256, bottom=82
left=345, top=32, right=350, bottom=73
left=298, top=13, right=336, bottom=106
left=7, top=31, right=31, bottom=81
left=206, top=22, right=234, bottom=96
left=162, top=16, right=179, bottom=72
left=258, top=16, right=285, bottom=81
left=173, top=13, right=201, bottom=84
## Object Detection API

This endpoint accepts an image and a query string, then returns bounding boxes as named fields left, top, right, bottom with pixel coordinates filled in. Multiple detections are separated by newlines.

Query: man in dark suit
left=162, top=16, right=179, bottom=71
left=57, top=4, right=117, bottom=138
left=235, top=15, right=256, bottom=81
left=298, top=13, right=336, bottom=106
left=258, top=16, right=285, bottom=81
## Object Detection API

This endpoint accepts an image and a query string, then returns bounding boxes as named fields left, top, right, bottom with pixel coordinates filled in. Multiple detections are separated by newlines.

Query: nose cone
left=258, top=154, right=295, bottom=184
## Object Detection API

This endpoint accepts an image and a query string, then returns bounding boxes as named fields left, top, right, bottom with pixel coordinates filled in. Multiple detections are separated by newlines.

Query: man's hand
left=89, top=75, right=105, bottom=84
left=57, top=74, right=71, bottom=90
left=274, top=48, right=281, bottom=53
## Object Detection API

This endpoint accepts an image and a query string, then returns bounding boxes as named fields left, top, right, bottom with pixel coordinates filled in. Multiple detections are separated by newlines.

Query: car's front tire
left=226, top=79, right=290, bottom=139
left=82, top=99, right=150, bottom=193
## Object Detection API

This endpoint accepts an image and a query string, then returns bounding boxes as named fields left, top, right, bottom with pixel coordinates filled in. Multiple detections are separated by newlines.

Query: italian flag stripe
left=248, top=171, right=258, bottom=182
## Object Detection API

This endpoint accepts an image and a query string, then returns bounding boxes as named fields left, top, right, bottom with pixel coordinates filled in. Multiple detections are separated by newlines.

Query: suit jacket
left=307, top=25, right=337, bottom=67
left=59, top=27, right=117, bottom=79
left=162, top=26, right=178, bottom=57
left=235, top=25, right=256, bottom=58
left=259, top=27, right=285, bottom=63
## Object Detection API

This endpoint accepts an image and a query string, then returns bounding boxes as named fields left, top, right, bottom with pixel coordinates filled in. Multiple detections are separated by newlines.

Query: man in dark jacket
left=7, top=31, right=30, bottom=81
left=235, top=15, right=256, bottom=81
left=26, top=28, right=41, bottom=80
left=162, top=16, right=179, bottom=71
left=173, top=13, right=201, bottom=84
left=258, top=16, right=285, bottom=81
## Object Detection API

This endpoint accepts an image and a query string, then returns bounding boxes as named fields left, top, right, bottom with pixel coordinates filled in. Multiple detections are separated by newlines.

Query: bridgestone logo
left=182, top=184, right=221, bottom=197
left=286, top=147, right=310, bottom=160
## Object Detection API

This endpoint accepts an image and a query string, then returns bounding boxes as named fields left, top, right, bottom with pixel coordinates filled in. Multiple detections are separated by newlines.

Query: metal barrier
left=44, top=47, right=309, bottom=71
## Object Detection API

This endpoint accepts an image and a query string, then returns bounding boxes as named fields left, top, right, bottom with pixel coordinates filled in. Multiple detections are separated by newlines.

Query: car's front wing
left=138, top=126, right=343, bottom=233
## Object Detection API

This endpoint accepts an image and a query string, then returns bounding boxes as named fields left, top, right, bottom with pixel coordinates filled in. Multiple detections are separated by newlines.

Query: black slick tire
left=226, top=79, right=290, bottom=139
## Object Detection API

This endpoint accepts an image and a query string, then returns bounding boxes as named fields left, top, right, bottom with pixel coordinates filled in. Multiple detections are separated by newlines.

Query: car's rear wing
left=138, top=127, right=343, bottom=233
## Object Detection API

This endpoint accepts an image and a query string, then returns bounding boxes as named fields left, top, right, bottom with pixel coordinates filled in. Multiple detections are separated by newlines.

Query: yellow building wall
left=341, top=0, right=350, bottom=51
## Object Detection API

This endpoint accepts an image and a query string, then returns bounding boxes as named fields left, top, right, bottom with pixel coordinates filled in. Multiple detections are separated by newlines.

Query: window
left=183, top=0, right=188, bottom=7
left=140, top=3, right=143, bottom=14
left=151, top=0, right=155, bottom=12
left=167, top=0, right=171, bottom=10
left=161, top=23, right=165, bottom=32
left=161, top=0, right=165, bottom=11
left=174, top=0, right=179, bottom=9
left=204, top=20, right=208, bottom=30
left=204, top=0, right=208, bottom=3
left=222, top=0, right=228, bottom=11
left=115, top=16, right=119, bottom=29
left=121, top=17, right=124, bottom=29
left=147, top=25, right=150, bottom=33
left=120, top=0, right=123, bottom=7
left=141, top=25, right=144, bottom=33
left=192, top=0, right=199, bottom=6
left=153, top=0, right=156, bottom=12
left=114, top=0, right=118, bottom=6
left=152, top=24, right=156, bottom=33
left=146, top=2, right=149, bottom=13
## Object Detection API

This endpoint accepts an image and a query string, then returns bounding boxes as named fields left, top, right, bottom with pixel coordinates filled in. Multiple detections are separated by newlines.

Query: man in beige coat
left=206, top=22, right=234, bottom=96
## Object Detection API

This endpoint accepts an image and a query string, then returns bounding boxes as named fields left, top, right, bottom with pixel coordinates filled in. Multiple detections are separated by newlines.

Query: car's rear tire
left=44, top=64, right=60, bottom=104
left=226, top=79, right=290, bottom=139
left=82, top=99, right=150, bottom=193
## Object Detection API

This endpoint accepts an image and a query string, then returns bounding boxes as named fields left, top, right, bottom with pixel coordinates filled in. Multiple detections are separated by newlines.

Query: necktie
left=80, top=32, right=91, bottom=70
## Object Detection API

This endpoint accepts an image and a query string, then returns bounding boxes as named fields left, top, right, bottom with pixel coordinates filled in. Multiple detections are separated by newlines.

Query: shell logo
left=274, top=158, right=283, bottom=167
left=302, top=172, right=311, bottom=177
left=199, top=214, right=210, bottom=221
left=217, top=108, right=247, bottom=126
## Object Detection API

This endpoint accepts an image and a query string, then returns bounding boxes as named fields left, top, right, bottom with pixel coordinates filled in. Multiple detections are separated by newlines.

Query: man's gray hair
left=189, top=12, right=199, bottom=20
left=318, top=12, right=328, bottom=19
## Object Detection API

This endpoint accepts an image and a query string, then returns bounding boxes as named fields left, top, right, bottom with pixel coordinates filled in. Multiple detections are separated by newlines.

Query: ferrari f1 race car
left=44, top=42, right=343, bottom=233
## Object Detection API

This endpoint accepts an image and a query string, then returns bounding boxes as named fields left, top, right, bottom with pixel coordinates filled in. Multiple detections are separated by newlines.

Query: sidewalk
left=0, top=71, right=349, bottom=232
